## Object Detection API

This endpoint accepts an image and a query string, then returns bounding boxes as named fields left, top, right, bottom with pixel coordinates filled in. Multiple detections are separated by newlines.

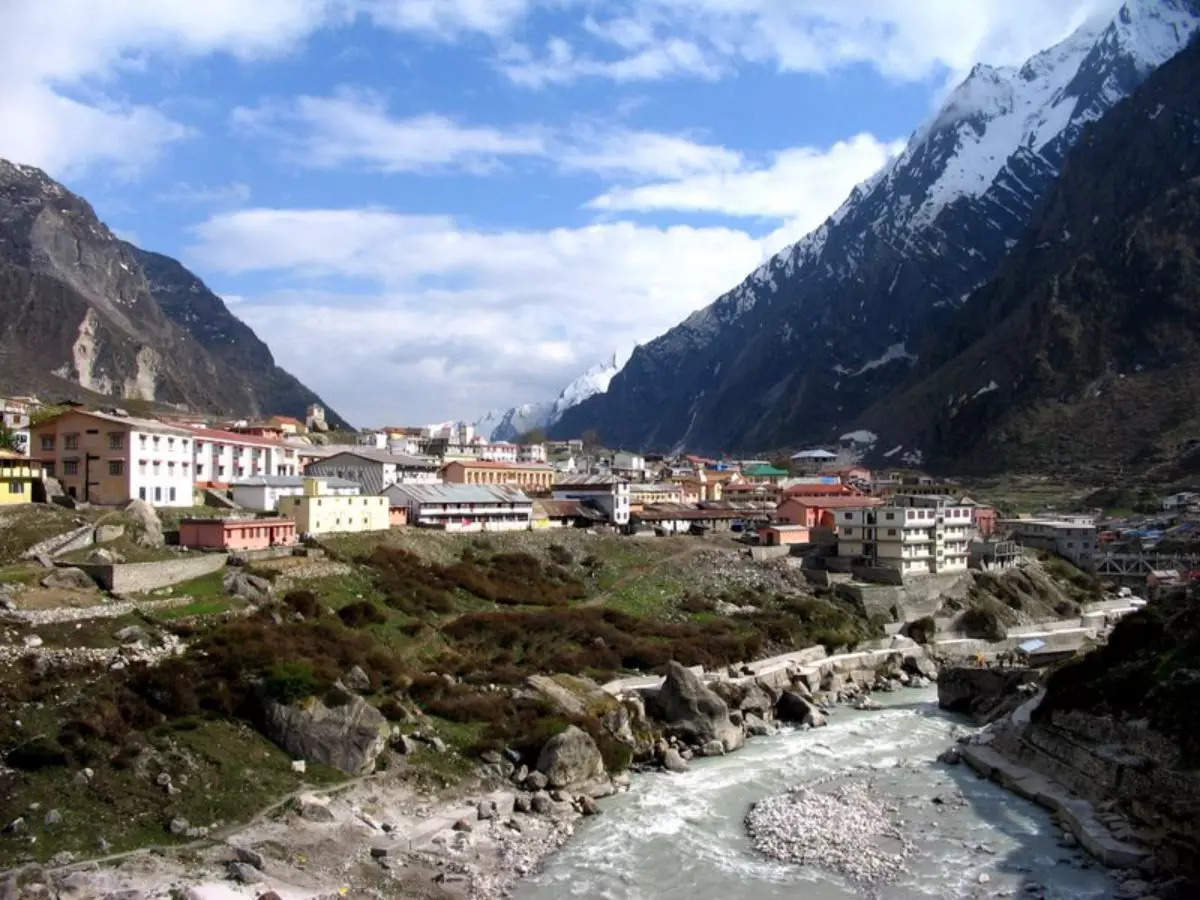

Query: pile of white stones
left=745, top=778, right=911, bottom=885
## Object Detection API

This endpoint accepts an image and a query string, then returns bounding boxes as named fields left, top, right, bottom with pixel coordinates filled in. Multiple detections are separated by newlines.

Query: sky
left=0, top=0, right=1117, bottom=427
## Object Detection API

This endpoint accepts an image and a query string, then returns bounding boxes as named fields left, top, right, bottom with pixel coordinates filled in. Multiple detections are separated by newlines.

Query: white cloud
left=589, top=133, right=904, bottom=238
left=559, top=128, right=742, bottom=179
left=362, top=0, right=532, bottom=38
left=156, top=181, right=252, bottom=206
left=232, top=90, right=547, bottom=173
left=497, top=0, right=1118, bottom=87
left=187, top=208, right=766, bottom=423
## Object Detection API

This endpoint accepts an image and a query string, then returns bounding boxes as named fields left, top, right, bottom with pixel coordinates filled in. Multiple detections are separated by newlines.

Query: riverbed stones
left=646, top=661, right=744, bottom=752
left=746, top=779, right=911, bottom=885
left=699, top=740, right=725, bottom=757
left=536, top=725, right=606, bottom=790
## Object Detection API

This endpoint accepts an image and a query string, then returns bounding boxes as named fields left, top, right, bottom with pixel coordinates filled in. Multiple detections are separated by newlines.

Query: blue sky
left=1, top=0, right=1114, bottom=426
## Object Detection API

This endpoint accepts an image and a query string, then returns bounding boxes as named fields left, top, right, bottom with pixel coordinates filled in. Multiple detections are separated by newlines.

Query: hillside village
left=5, top=392, right=1198, bottom=597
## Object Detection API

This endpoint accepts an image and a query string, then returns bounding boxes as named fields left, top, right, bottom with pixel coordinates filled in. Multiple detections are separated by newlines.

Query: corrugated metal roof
left=384, top=482, right=531, bottom=504
left=230, top=475, right=359, bottom=489
left=313, top=448, right=439, bottom=466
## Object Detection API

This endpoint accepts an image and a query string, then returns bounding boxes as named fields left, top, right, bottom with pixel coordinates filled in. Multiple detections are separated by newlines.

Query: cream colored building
left=278, top=477, right=389, bottom=536
left=836, top=495, right=971, bottom=576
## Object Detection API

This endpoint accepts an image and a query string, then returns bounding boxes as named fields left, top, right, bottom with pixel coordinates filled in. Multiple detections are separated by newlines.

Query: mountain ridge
left=552, top=0, right=1200, bottom=457
left=0, top=159, right=349, bottom=428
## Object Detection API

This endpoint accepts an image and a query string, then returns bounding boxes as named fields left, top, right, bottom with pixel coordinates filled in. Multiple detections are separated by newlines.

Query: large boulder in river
left=262, top=687, right=389, bottom=774
left=936, top=666, right=1039, bottom=724
left=124, top=499, right=164, bottom=548
left=536, top=725, right=606, bottom=789
left=645, top=661, right=744, bottom=752
left=710, top=679, right=774, bottom=719
left=776, top=690, right=827, bottom=728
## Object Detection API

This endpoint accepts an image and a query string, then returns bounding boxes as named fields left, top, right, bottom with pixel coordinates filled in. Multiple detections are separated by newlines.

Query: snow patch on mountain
left=476, top=347, right=633, bottom=441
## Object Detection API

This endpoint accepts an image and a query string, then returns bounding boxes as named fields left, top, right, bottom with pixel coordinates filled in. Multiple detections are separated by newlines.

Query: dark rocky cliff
left=0, top=159, right=348, bottom=427
left=553, top=0, right=1199, bottom=462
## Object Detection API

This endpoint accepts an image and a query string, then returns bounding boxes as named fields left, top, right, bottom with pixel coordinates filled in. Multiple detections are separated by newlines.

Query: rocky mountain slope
left=553, top=0, right=1200, bottom=458
left=853, top=36, right=1200, bottom=474
left=0, top=160, right=348, bottom=427
left=477, top=349, right=631, bottom=441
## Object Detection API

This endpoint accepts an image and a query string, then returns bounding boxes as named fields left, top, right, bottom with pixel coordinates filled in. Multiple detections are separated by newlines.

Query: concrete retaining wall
left=749, top=545, right=790, bottom=561
left=71, top=553, right=228, bottom=593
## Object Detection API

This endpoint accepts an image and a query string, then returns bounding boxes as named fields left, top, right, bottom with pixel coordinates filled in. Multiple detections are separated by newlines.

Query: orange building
left=179, top=517, right=297, bottom=550
left=441, top=460, right=554, bottom=492
left=776, top=495, right=883, bottom=530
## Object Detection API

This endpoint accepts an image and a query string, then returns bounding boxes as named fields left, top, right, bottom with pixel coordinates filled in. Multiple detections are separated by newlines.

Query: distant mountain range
left=0, top=159, right=349, bottom=428
left=475, top=348, right=632, bottom=441
left=553, top=0, right=1200, bottom=474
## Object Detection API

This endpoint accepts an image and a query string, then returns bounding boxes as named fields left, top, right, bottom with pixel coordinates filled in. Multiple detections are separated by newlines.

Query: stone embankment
left=944, top=681, right=1200, bottom=895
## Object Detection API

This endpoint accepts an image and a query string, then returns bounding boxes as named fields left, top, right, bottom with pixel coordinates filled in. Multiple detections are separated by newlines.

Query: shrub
left=264, top=660, right=322, bottom=703
left=337, top=600, right=387, bottom=628
left=6, top=736, right=69, bottom=770
left=908, top=616, right=937, bottom=644
left=960, top=606, right=1007, bottom=642
left=548, top=543, right=573, bottom=565
left=284, top=590, right=320, bottom=618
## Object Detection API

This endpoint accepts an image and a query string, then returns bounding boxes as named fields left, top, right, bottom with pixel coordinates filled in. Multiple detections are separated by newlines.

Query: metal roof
left=230, top=475, right=360, bottom=489
left=791, top=449, right=837, bottom=459
left=311, top=448, right=439, bottom=467
left=384, top=482, right=532, bottom=504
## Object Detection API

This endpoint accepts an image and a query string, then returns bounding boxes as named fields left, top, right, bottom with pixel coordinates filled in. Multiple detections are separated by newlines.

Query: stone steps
left=959, top=743, right=1147, bottom=868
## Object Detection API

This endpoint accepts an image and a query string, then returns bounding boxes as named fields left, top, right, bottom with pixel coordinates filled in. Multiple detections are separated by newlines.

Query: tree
left=519, top=427, right=548, bottom=444
left=0, top=422, right=19, bottom=453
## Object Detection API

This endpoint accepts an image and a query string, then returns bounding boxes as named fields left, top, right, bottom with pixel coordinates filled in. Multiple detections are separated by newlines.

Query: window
left=885, top=512, right=895, bottom=520
left=64, top=433, right=79, bottom=450
left=169, top=487, right=176, bottom=502
left=108, top=460, right=124, bottom=476
left=154, top=487, right=161, bottom=501
left=108, top=432, right=124, bottom=450
left=887, top=528, right=897, bottom=536
left=43, top=462, right=55, bottom=477
left=63, top=460, right=78, bottom=475
left=40, top=435, right=54, bottom=451
left=139, top=487, right=146, bottom=500
left=11, top=481, right=24, bottom=495
left=168, top=438, right=175, bottom=450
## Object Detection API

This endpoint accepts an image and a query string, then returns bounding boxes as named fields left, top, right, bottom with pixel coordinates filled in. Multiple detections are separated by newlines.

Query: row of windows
left=42, top=432, right=192, bottom=452
left=137, top=486, right=178, bottom=502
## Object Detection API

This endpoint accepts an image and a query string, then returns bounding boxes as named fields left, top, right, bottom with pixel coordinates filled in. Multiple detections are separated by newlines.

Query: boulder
left=524, top=770, right=549, bottom=791
left=903, top=651, right=939, bottom=682
left=41, top=567, right=95, bottom=591
left=342, top=665, right=371, bottom=693
left=124, top=500, right=164, bottom=548
left=86, top=548, right=125, bottom=565
left=262, top=689, right=389, bottom=774
left=224, top=571, right=273, bottom=602
left=661, top=747, right=689, bottom=772
left=94, top=524, right=125, bottom=544
left=743, top=713, right=772, bottom=737
left=227, top=861, right=264, bottom=884
left=536, top=725, right=605, bottom=790
left=234, top=846, right=266, bottom=869
left=698, top=740, right=725, bottom=757
left=297, top=799, right=335, bottom=822
left=114, top=625, right=147, bottom=644
left=936, top=666, right=1039, bottom=724
left=776, top=690, right=827, bottom=728
left=710, top=679, right=774, bottom=718
left=645, top=661, right=744, bottom=752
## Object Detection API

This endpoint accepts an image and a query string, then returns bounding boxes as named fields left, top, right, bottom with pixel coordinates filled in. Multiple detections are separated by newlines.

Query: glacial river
left=518, top=689, right=1117, bottom=900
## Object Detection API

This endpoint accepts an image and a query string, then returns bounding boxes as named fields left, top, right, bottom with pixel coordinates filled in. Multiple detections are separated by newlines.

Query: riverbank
left=519, top=688, right=1120, bottom=899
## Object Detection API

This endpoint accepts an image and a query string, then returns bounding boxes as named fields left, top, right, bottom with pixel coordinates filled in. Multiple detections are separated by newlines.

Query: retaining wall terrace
left=69, top=553, right=228, bottom=593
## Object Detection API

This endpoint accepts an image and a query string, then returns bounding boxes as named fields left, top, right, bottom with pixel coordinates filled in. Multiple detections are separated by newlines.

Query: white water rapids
left=518, top=689, right=1117, bottom=899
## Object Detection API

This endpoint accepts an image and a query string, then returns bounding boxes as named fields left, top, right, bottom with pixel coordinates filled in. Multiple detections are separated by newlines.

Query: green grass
left=0, top=504, right=112, bottom=565
left=0, top=717, right=345, bottom=869
left=137, top=569, right=227, bottom=602
left=154, top=598, right=238, bottom=621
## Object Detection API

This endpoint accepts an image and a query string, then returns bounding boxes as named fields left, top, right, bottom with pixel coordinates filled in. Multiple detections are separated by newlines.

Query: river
left=518, top=688, right=1117, bottom=899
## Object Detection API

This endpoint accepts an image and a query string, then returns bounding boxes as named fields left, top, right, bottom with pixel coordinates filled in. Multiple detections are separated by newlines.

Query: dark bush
left=908, top=616, right=937, bottom=644
left=284, top=590, right=320, bottom=618
left=961, top=606, right=1007, bottom=641
left=6, top=736, right=69, bottom=770
left=338, top=600, right=387, bottom=628
left=548, top=543, right=573, bottom=565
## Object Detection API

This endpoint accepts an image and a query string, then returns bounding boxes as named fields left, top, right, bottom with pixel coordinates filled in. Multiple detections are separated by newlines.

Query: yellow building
left=278, top=477, right=389, bottom=535
left=0, top=451, right=41, bottom=506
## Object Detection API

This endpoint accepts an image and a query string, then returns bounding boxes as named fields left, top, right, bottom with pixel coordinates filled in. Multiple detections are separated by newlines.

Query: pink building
left=179, top=517, right=297, bottom=551
left=760, top=524, right=811, bottom=546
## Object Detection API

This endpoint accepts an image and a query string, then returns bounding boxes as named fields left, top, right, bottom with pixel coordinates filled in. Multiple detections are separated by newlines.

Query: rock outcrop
left=124, top=499, right=164, bottom=548
left=535, top=725, right=606, bottom=790
left=937, top=666, right=1039, bottom=724
left=40, top=567, right=96, bottom=590
left=645, top=661, right=744, bottom=752
left=261, top=688, right=389, bottom=775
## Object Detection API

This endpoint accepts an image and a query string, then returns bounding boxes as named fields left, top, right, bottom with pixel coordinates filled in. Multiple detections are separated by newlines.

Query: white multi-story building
left=230, top=475, right=361, bottom=512
left=187, top=427, right=297, bottom=484
left=518, top=443, right=548, bottom=464
left=612, top=451, right=645, bottom=474
left=31, top=409, right=194, bottom=507
left=553, top=475, right=631, bottom=526
left=476, top=441, right=519, bottom=463
left=998, top=517, right=1098, bottom=569
left=305, top=448, right=440, bottom=493
left=1, top=396, right=32, bottom=454
left=836, top=495, right=971, bottom=576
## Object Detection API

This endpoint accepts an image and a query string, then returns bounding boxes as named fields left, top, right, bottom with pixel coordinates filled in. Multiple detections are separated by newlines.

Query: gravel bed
left=745, top=777, right=911, bottom=886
